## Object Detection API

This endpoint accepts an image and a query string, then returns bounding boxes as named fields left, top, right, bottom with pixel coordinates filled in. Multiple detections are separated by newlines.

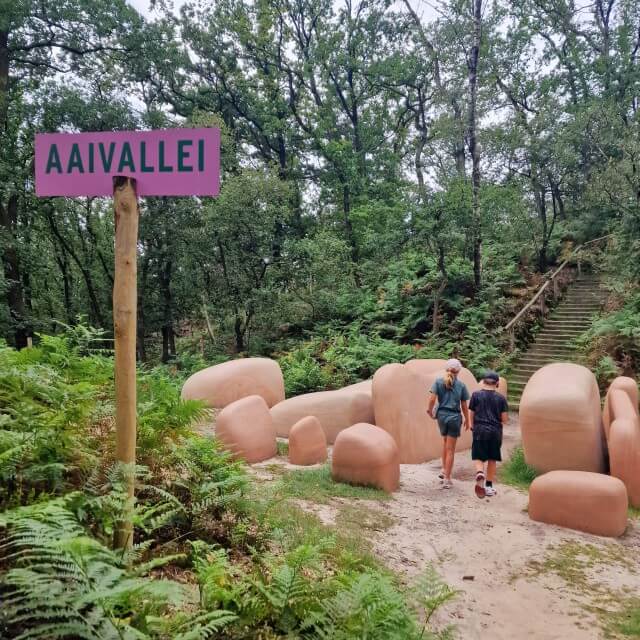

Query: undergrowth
left=499, top=447, right=539, bottom=490
left=0, top=327, right=456, bottom=639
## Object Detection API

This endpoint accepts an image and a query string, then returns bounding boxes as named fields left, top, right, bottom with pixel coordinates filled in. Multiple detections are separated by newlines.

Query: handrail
left=502, top=234, right=612, bottom=334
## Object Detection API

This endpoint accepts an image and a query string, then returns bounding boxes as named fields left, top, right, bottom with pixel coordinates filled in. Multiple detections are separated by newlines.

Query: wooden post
left=553, top=275, right=560, bottom=299
left=112, top=176, right=139, bottom=551
left=509, top=328, right=515, bottom=351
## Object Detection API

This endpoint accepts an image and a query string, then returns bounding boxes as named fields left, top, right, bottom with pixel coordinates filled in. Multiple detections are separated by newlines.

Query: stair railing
left=502, top=234, right=612, bottom=351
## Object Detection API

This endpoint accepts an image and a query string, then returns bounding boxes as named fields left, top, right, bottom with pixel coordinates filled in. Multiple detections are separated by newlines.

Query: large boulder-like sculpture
left=332, top=423, right=400, bottom=492
left=181, top=358, right=285, bottom=408
left=528, top=470, right=628, bottom=537
left=609, top=417, right=640, bottom=507
left=288, top=416, right=327, bottom=466
left=404, top=358, right=449, bottom=377
left=270, top=388, right=374, bottom=443
left=603, top=376, right=639, bottom=440
left=215, top=395, right=277, bottom=463
left=372, top=363, right=475, bottom=463
left=520, top=363, right=605, bottom=473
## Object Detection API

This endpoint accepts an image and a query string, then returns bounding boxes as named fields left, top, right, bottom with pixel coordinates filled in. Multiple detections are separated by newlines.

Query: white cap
left=446, top=358, right=462, bottom=372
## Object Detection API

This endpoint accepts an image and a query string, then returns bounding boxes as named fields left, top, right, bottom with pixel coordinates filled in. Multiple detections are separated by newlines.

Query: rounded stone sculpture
left=181, top=358, right=285, bottom=408
left=372, top=363, right=476, bottom=463
left=520, top=363, right=605, bottom=473
left=331, top=423, right=400, bottom=493
left=603, top=376, right=639, bottom=440
left=270, top=389, right=374, bottom=443
left=528, top=470, right=628, bottom=537
left=404, top=358, right=449, bottom=377
left=215, top=395, right=277, bottom=463
left=288, top=416, right=327, bottom=466
left=609, top=417, right=640, bottom=507
left=498, top=376, right=508, bottom=400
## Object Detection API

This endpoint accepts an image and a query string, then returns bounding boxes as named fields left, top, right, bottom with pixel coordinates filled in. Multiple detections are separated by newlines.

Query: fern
left=0, top=498, right=188, bottom=640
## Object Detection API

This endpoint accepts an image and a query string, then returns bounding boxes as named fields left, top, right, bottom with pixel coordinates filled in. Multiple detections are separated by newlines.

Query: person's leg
left=486, top=460, right=497, bottom=482
left=441, top=437, right=447, bottom=478
left=444, top=436, right=457, bottom=480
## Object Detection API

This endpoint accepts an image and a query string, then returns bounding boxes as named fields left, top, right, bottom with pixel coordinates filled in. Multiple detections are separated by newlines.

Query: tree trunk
left=468, top=0, right=483, bottom=290
left=234, top=313, right=245, bottom=353
left=160, top=258, right=174, bottom=363
left=0, top=195, right=29, bottom=348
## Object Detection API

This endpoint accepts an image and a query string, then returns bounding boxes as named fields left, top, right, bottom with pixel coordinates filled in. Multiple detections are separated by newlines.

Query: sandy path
left=365, top=415, right=640, bottom=639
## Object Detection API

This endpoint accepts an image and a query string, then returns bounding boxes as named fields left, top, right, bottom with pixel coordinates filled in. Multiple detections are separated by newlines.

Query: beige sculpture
left=528, top=470, right=628, bottom=537
left=181, top=357, right=285, bottom=408
left=331, top=422, right=400, bottom=492
left=498, top=376, right=508, bottom=399
left=270, top=389, right=374, bottom=443
left=288, top=416, right=327, bottom=466
left=372, top=363, right=475, bottom=463
left=404, top=358, right=449, bottom=377
left=520, top=363, right=605, bottom=473
left=609, top=417, right=640, bottom=507
left=603, top=376, right=639, bottom=440
left=215, top=395, right=277, bottom=463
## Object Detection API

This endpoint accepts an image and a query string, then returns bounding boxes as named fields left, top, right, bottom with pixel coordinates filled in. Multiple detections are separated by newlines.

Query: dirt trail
left=262, top=415, right=640, bottom=639
left=365, top=415, right=640, bottom=639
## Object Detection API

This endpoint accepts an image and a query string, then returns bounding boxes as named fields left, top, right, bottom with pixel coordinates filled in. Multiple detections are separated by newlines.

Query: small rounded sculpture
left=528, top=470, right=628, bottom=537
left=332, top=423, right=400, bottom=493
left=520, top=363, right=605, bottom=473
left=215, top=395, right=277, bottom=463
left=181, top=358, right=285, bottom=408
left=609, top=417, right=640, bottom=507
left=288, top=416, right=327, bottom=466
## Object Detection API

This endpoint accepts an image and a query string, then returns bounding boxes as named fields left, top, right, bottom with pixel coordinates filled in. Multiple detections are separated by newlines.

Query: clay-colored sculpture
left=603, top=376, right=639, bottom=440
left=331, top=423, right=400, bottom=492
left=270, top=389, right=374, bottom=443
left=404, top=358, right=449, bottom=377
left=520, top=363, right=605, bottom=473
left=181, top=358, right=285, bottom=408
left=528, top=470, right=628, bottom=537
left=288, top=416, right=327, bottom=466
left=215, top=395, right=277, bottom=463
left=609, top=417, right=640, bottom=507
left=498, top=376, right=508, bottom=400
left=372, top=363, right=476, bottom=463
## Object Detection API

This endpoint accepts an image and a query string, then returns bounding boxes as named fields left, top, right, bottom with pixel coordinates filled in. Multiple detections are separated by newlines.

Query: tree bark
left=0, top=195, right=29, bottom=348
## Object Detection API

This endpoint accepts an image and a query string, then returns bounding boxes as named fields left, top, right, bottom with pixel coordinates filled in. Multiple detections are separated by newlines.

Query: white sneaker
left=485, top=486, right=497, bottom=497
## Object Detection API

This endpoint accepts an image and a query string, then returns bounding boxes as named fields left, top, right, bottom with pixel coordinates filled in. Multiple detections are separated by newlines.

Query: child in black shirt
left=469, top=370, right=508, bottom=498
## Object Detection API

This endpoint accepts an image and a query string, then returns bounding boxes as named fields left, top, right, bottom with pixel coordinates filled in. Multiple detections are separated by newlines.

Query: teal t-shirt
left=430, top=377, right=470, bottom=414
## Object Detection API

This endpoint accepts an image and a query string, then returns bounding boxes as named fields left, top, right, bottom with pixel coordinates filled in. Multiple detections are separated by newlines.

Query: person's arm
left=427, top=392, right=437, bottom=419
left=461, top=400, right=471, bottom=430
left=469, top=408, right=475, bottom=431
left=501, top=411, right=508, bottom=424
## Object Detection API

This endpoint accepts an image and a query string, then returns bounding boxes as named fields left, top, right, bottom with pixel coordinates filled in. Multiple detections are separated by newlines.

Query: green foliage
left=279, top=344, right=333, bottom=395
left=500, top=447, right=539, bottom=490
left=277, top=464, right=391, bottom=503
left=578, top=292, right=640, bottom=385
left=0, top=496, right=204, bottom=640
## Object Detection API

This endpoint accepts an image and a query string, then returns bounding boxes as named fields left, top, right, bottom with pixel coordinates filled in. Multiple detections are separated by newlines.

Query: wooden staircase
left=508, top=275, right=607, bottom=411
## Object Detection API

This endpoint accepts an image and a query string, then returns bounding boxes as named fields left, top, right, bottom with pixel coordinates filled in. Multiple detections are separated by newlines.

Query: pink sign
left=35, top=128, right=220, bottom=197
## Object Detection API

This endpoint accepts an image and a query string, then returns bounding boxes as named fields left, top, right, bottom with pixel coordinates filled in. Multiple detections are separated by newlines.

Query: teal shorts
left=437, top=412, right=462, bottom=438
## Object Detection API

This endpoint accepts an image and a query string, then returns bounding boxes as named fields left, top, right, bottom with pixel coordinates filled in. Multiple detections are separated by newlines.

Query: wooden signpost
left=35, top=128, right=221, bottom=548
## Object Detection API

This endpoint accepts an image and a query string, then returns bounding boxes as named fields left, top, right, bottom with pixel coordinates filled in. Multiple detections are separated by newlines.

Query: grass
left=628, top=506, right=640, bottom=520
left=276, top=439, right=289, bottom=457
left=608, top=600, right=640, bottom=637
left=499, top=446, right=539, bottom=490
left=523, top=541, right=640, bottom=638
left=276, top=463, right=392, bottom=503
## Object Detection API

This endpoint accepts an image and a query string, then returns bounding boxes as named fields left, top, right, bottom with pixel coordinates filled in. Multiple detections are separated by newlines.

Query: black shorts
left=472, top=438, right=502, bottom=462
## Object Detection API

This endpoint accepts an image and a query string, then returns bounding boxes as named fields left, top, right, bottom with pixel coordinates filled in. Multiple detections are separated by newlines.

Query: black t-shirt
left=469, top=389, right=508, bottom=441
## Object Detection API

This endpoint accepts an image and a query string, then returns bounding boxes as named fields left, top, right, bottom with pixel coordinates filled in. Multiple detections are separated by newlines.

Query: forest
left=1, top=0, right=640, bottom=638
